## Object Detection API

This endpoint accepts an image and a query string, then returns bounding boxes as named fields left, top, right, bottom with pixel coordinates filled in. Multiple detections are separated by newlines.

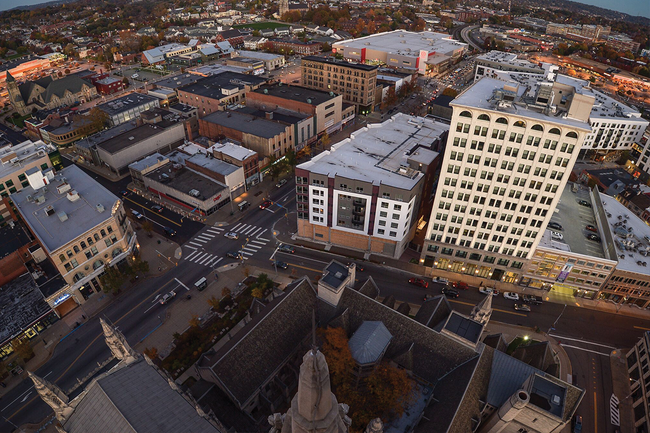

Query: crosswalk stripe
left=192, top=252, right=210, bottom=263
left=241, top=251, right=254, bottom=256
left=185, top=251, right=200, bottom=261
left=205, top=257, right=223, bottom=267
left=257, top=237, right=271, bottom=242
left=244, top=225, right=258, bottom=235
left=193, top=238, right=208, bottom=244
left=242, top=256, right=249, bottom=260
left=210, top=226, right=224, bottom=231
left=237, top=224, right=251, bottom=233
left=184, top=245, right=197, bottom=250
left=250, top=240, right=266, bottom=246
left=232, top=222, right=244, bottom=231
left=248, top=227, right=262, bottom=237
left=200, top=232, right=215, bottom=238
left=198, top=254, right=214, bottom=265
left=242, top=248, right=258, bottom=253
left=244, top=244, right=261, bottom=250
left=206, top=228, right=222, bottom=234
left=189, top=241, right=203, bottom=247
left=256, top=229, right=267, bottom=238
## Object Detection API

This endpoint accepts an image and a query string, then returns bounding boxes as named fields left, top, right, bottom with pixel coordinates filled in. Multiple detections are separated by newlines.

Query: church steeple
left=6, top=70, right=26, bottom=115
left=28, top=371, right=73, bottom=423
left=6, top=70, right=15, bottom=82
left=470, top=292, right=493, bottom=325
left=100, top=317, right=139, bottom=364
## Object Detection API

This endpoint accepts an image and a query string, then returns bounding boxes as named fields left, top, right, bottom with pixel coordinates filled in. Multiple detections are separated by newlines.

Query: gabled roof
left=348, top=321, right=392, bottom=365
left=63, top=359, right=219, bottom=433
left=42, top=75, right=92, bottom=103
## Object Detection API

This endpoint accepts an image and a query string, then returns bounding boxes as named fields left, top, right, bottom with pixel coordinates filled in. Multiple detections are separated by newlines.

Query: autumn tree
left=100, top=266, right=125, bottom=294
left=252, top=287, right=264, bottom=298
left=143, top=346, right=159, bottom=359
left=442, top=87, right=458, bottom=98
left=189, top=314, right=200, bottom=328
left=320, top=132, right=330, bottom=148
left=142, top=219, right=154, bottom=237
left=207, top=295, right=220, bottom=310
left=87, top=107, right=109, bottom=131
left=221, top=287, right=232, bottom=298
left=131, top=256, right=149, bottom=277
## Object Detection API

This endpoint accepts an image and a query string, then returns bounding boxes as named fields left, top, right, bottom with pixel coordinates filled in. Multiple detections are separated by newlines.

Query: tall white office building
left=421, top=76, right=594, bottom=283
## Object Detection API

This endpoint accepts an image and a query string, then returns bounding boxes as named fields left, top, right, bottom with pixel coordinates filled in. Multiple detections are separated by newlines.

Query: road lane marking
left=560, top=344, right=610, bottom=356
left=244, top=244, right=261, bottom=250
left=280, top=253, right=328, bottom=264
left=199, top=233, right=215, bottom=238
left=191, top=252, right=209, bottom=263
left=248, top=227, right=262, bottom=237
left=250, top=240, right=267, bottom=246
left=257, top=237, right=270, bottom=242
left=241, top=251, right=254, bottom=256
left=265, top=208, right=276, bottom=213
left=548, top=334, right=616, bottom=349
left=123, top=196, right=182, bottom=227
left=198, top=254, right=214, bottom=265
left=184, top=245, right=197, bottom=251
left=207, top=228, right=223, bottom=234
left=243, top=225, right=259, bottom=235
left=175, top=278, right=190, bottom=291
left=188, top=241, right=203, bottom=247
left=634, top=326, right=650, bottom=331
left=232, top=223, right=244, bottom=231
left=594, top=392, right=598, bottom=433
left=447, top=299, right=528, bottom=317
left=193, top=238, right=208, bottom=244
left=256, top=229, right=268, bottom=239
left=196, top=236, right=212, bottom=241
left=289, top=263, right=323, bottom=273
left=235, top=224, right=250, bottom=232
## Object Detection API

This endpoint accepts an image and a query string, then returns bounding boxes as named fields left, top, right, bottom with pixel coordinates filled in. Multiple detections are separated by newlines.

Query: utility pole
left=547, top=304, right=567, bottom=334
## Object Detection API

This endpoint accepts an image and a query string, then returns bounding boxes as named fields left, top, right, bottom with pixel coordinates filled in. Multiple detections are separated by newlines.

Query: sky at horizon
left=0, top=0, right=647, bottom=19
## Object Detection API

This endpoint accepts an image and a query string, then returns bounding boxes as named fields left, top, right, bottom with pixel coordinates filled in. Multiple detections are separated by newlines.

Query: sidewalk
left=275, top=212, right=650, bottom=322
left=0, top=225, right=177, bottom=400
left=610, top=349, right=635, bottom=433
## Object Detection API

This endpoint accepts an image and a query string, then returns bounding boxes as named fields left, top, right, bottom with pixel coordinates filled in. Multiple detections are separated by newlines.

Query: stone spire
left=100, top=317, right=139, bottom=364
left=28, top=371, right=73, bottom=423
left=6, top=70, right=14, bottom=82
left=470, top=292, right=493, bottom=325
left=269, top=348, right=350, bottom=433
left=365, top=418, right=384, bottom=433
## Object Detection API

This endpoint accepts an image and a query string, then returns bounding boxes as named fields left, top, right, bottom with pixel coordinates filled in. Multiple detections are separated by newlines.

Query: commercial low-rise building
left=97, top=93, right=160, bottom=126
left=626, top=331, right=650, bottom=431
left=176, top=71, right=267, bottom=117
left=235, top=50, right=285, bottom=70
left=12, top=165, right=137, bottom=316
left=474, top=51, right=557, bottom=82
left=295, top=113, right=446, bottom=259
left=332, top=30, right=467, bottom=75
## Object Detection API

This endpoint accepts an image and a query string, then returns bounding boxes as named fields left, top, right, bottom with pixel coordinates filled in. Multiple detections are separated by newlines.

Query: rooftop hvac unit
left=96, top=203, right=105, bottom=213
left=67, top=190, right=80, bottom=202
left=189, top=189, right=201, bottom=197
left=57, top=211, right=68, bottom=222
left=44, top=205, right=55, bottom=216
left=57, top=182, right=71, bottom=195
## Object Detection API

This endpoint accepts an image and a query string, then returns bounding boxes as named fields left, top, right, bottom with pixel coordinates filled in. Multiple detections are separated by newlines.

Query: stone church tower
left=279, top=0, right=289, bottom=16
left=269, top=348, right=351, bottom=433
left=6, top=71, right=26, bottom=115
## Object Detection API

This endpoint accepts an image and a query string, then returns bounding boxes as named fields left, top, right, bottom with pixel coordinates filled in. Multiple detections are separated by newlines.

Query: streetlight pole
left=547, top=304, right=567, bottom=335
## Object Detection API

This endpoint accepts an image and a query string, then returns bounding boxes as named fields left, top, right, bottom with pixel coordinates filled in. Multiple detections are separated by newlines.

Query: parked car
left=432, top=277, right=449, bottom=285
left=548, top=222, right=563, bottom=230
left=131, top=210, right=144, bottom=220
left=272, top=260, right=289, bottom=269
left=160, top=291, right=176, bottom=305
left=550, top=231, right=564, bottom=240
left=224, top=232, right=239, bottom=240
left=523, top=295, right=543, bottom=305
left=408, top=278, right=429, bottom=289
left=452, top=281, right=469, bottom=290
left=585, top=224, right=598, bottom=232
left=259, top=200, right=272, bottom=209
left=503, top=292, right=519, bottom=301
left=151, top=205, right=163, bottom=213
left=441, top=287, right=459, bottom=298
left=226, top=251, right=240, bottom=259
left=577, top=199, right=592, bottom=208
left=348, top=262, right=364, bottom=272
left=479, top=287, right=499, bottom=296
left=573, top=415, right=582, bottom=433
left=586, top=233, right=601, bottom=242
left=162, top=226, right=176, bottom=237
left=278, top=244, right=296, bottom=254
left=120, top=190, right=129, bottom=197
left=514, top=303, right=531, bottom=312
left=276, top=179, right=288, bottom=188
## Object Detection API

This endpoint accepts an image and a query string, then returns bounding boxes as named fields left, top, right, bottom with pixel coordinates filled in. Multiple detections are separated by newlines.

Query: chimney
left=265, top=111, right=273, bottom=120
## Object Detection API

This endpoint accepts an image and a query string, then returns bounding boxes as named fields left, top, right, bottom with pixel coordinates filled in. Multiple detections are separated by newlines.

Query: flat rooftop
left=186, top=153, right=239, bottom=176
left=236, top=50, right=283, bottom=61
left=75, top=122, right=137, bottom=150
left=96, top=77, right=121, bottom=85
left=97, top=93, right=159, bottom=116
left=201, top=110, right=287, bottom=139
left=128, top=153, right=167, bottom=172
left=477, top=51, right=545, bottom=72
left=252, top=84, right=338, bottom=106
left=0, top=273, right=52, bottom=345
left=12, top=165, right=119, bottom=253
left=601, top=193, right=650, bottom=275
left=333, top=30, right=467, bottom=56
left=452, top=77, right=592, bottom=131
left=302, top=55, right=378, bottom=71
left=179, top=71, right=266, bottom=99
left=146, top=163, right=226, bottom=201
left=97, top=120, right=178, bottom=155
left=539, top=183, right=606, bottom=259
left=0, top=222, right=32, bottom=260
left=209, top=141, right=257, bottom=161
left=0, top=140, right=54, bottom=180
left=154, top=74, right=203, bottom=90
left=298, top=113, right=446, bottom=190
left=190, top=64, right=250, bottom=76
left=238, top=106, right=310, bottom=125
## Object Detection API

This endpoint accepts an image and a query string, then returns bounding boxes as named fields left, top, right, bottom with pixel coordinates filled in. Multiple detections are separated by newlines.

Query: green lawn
left=233, top=21, right=288, bottom=30
left=9, top=113, right=32, bottom=128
